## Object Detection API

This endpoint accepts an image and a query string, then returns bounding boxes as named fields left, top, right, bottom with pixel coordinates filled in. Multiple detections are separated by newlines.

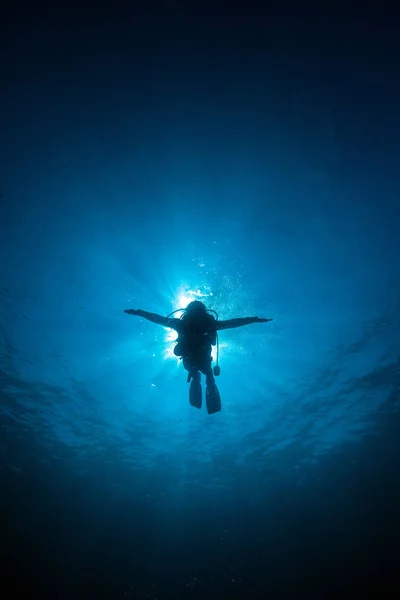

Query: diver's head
left=185, top=300, right=206, bottom=313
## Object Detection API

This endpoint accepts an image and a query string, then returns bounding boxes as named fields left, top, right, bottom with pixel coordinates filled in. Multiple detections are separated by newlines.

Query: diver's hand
left=256, top=317, right=273, bottom=323
left=124, top=309, right=140, bottom=316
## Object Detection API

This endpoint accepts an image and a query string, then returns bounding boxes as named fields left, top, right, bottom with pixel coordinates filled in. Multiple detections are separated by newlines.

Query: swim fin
left=189, top=375, right=202, bottom=409
left=206, top=384, right=221, bottom=414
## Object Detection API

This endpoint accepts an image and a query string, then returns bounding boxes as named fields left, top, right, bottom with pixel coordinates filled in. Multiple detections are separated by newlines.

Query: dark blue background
left=1, top=3, right=399, bottom=598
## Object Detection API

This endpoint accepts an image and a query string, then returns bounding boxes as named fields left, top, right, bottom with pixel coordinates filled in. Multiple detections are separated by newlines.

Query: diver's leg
left=183, top=357, right=202, bottom=409
left=205, top=369, right=215, bottom=387
left=203, top=356, right=221, bottom=414
left=183, top=356, right=193, bottom=381
left=189, top=369, right=202, bottom=409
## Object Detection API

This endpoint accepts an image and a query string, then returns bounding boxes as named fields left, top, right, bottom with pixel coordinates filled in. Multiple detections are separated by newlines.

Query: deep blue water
left=1, top=6, right=400, bottom=599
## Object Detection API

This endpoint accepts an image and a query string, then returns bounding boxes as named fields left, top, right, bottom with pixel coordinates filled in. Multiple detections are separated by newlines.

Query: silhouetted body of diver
left=124, top=300, right=272, bottom=414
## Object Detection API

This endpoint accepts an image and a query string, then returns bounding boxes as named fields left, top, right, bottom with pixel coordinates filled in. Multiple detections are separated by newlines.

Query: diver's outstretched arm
left=124, top=309, right=178, bottom=329
left=216, top=317, right=272, bottom=331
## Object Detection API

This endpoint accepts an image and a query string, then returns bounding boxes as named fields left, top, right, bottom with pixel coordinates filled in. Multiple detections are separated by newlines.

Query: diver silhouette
left=124, top=300, right=272, bottom=414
